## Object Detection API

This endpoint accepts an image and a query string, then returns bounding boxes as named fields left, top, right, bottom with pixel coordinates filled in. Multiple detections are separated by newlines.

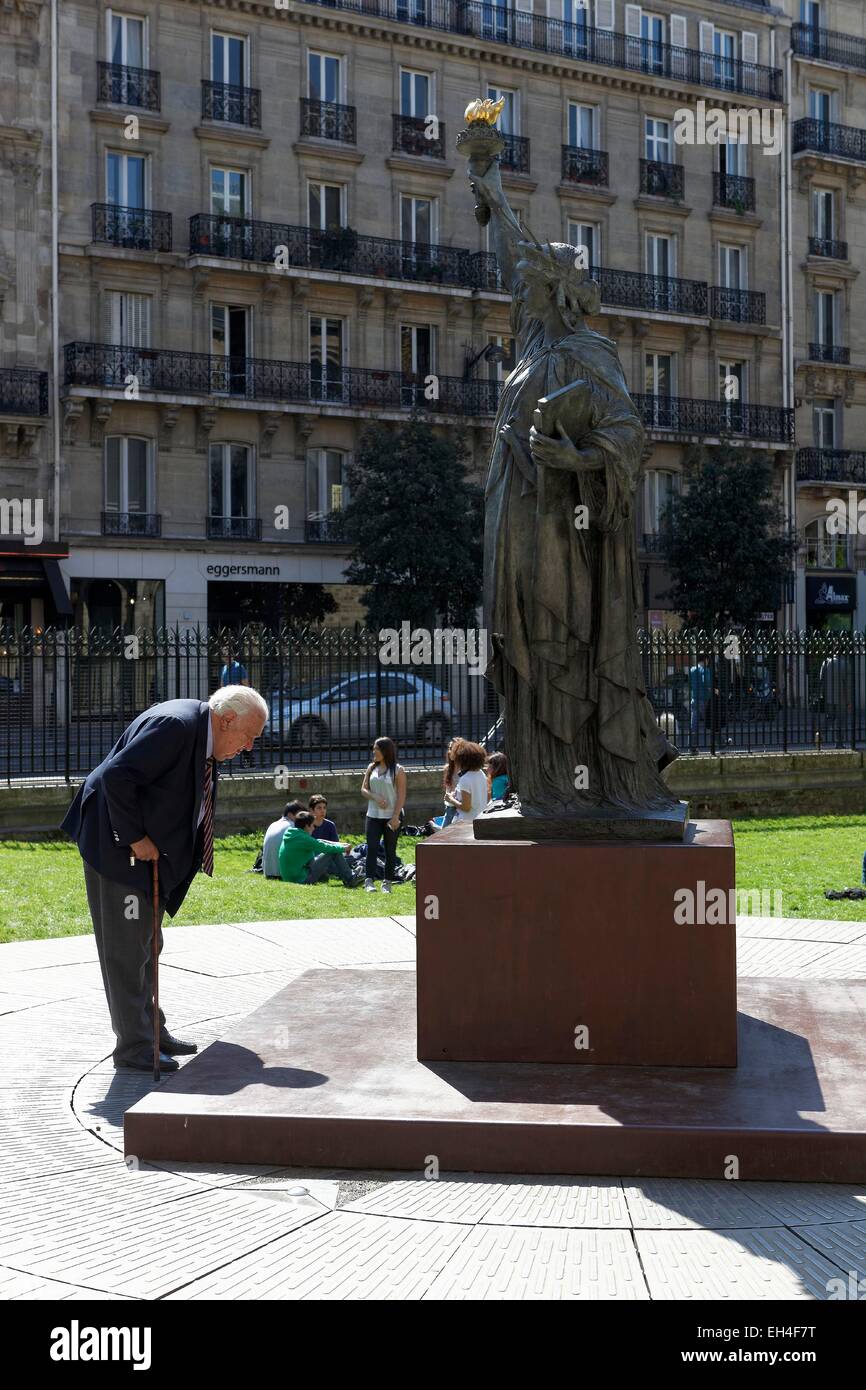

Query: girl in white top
left=443, top=740, right=490, bottom=823
left=361, top=736, right=407, bottom=893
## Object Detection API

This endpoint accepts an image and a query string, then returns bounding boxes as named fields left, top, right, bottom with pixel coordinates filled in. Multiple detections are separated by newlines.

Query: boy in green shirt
left=279, top=811, right=358, bottom=887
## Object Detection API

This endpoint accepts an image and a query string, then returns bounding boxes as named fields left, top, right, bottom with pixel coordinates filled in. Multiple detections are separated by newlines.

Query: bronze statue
left=459, top=107, right=684, bottom=837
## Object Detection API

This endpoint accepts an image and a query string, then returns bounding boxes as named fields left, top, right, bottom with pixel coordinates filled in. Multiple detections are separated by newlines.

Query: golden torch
left=456, top=97, right=506, bottom=226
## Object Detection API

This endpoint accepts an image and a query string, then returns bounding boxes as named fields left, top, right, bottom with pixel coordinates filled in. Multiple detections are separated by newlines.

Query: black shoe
left=159, top=1033, right=198, bottom=1055
left=115, top=1049, right=179, bottom=1072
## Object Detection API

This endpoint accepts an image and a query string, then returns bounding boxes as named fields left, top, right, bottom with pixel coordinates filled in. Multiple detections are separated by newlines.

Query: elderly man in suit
left=62, top=685, right=268, bottom=1072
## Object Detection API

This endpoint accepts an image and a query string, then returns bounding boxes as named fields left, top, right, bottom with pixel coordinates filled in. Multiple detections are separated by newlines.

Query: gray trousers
left=83, top=861, right=167, bottom=1063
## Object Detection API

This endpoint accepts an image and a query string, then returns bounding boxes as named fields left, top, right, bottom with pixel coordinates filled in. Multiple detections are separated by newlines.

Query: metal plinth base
left=473, top=800, right=690, bottom=841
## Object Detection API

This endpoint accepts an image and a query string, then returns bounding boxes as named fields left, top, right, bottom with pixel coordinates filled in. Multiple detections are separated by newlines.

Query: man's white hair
left=209, top=685, right=269, bottom=725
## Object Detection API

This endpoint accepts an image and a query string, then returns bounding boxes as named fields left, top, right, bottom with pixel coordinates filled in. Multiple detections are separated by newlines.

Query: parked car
left=268, top=670, right=453, bottom=749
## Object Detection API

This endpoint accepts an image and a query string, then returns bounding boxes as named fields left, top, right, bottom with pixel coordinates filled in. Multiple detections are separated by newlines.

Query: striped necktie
left=201, top=757, right=215, bottom=877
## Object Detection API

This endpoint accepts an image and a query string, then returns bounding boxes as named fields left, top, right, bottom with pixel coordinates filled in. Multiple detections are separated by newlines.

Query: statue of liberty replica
left=458, top=101, right=684, bottom=838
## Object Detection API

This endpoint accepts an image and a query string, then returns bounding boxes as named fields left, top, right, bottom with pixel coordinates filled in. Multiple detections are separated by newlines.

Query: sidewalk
left=1, top=912, right=864, bottom=1300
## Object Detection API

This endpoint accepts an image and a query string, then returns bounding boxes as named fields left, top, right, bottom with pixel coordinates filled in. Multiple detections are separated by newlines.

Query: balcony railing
left=0, top=368, right=48, bottom=417
left=710, top=286, right=766, bottom=325
left=808, top=237, right=848, bottom=260
left=639, top=159, right=684, bottom=200
left=299, top=97, right=357, bottom=143
left=793, top=23, right=866, bottom=74
left=201, top=80, right=261, bottom=128
left=97, top=61, right=161, bottom=111
left=809, top=343, right=850, bottom=364
left=101, top=512, right=162, bottom=538
left=797, top=449, right=866, bottom=485
left=207, top=516, right=262, bottom=541
left=793, top=118, right=866, bottom=163
left=594, top=266, right=707, bottom=316
left=802, top=536, right=854, bottom=571
left=296, top=2, right=783, bottom=99
left=392, top=113, right=445, bottom=159
left=561, top=145, right=609, bottom=186
left=499, top=133, right=530, bottom=173
left=64, top=342, right=501, bottom=415
left=188, top=216, right=500, bottom=289
left=91, top=203, right=172, bottom=253
left=634, top=395, right=794, bottom=443
left=305, top=517, right=344, bottom=543
left=712, top=172, right=756, bottom=212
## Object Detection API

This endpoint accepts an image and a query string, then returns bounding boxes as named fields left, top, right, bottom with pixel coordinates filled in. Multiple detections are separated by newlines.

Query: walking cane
left=151, top=860, right=160, bottom=1082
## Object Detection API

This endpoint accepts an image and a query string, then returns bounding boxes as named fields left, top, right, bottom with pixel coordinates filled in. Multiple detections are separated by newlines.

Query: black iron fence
left=4, top=627, right=866, bottom=785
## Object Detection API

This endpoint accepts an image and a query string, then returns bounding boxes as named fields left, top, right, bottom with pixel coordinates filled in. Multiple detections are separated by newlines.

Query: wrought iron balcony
left=64, top=342, right=501, bottom=416
left=91, top=203, right=172, bottom=253
left=392, top=114, right=445, bottom=159
left=201, top=80, right=261, bottom=128
left=305, top=517, right=344, bottom=543
left=207, top=516, right=262, bottom=541
left=712, top=172, right=756, bottom=212
left=296, top=2, right=783, bottom=99
left=594, top=267, right=707, bottom=316
left=188, top=215, right=499, bottom=289
left=802, top=536, right=854, bottom=571
left=561, top=145, right=609, bottom=186
left=640, top=159, right=684, bottom=200
left=710, top=287, right=766, bottom=325
left=0, top=367, right=48, bottom=416
left=499, top=133, right=530, bottom=174
left=300, top=97, right=357, bottom=143
left=808, top=237, right=848, bottom=260
left=797, top=449, right=866, bottom=486
left=97, top=61, right=161, bottom=111
left=634, top=394, right=794, bottom=443
left=793, top=23, right=866, bottom=74
left=101, top=512, right=161, bottom=538
left=640, top=533, right=671, bottom=555
left=792, top=118, right=866, bottom=163
left=809, top=343, right=850, bottom=364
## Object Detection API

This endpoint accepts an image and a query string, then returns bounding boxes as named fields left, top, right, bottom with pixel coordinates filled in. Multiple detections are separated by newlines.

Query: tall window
left=108, top=291, right=151, bottom=346
left=106, top=151, right=146, bottom=207
left=813, top=397, right=836, bottom=448
left=812, top=188, right=836, bottom=241
left=211, top=32, right=247, bottom=85
left=646, top=233, right=674, bottom=278
left=645, top=117, right=671, bottom=163
left=487, top=85, right=518, bottom=134
left=487, top=333, right=515, bottom=383
left=211, top=168, right=247, bottom=217
left=815, top=290, right=837, bottom=347
left=400, top=195, right=433, bottom=245
left=568, top=102, right=597, bottom=149
left=642, top=469, right=677, bottom=536
left=210, top=305, right=249, bottom=394
left=713, top=29, right=737, bottom=89
left=567, top=220, right=598, bottom=270
left=109, top=12, right=145, bottom=66
left=209, top=443, right=252, bottom=521
left=308, top=52, right=342, bottom=102
left=809, top=87, right=834, bottom=123
left=307, top=449, right=349, bottom=530
left=719, top=243, right=746, bottom=289
left=309, top=316, right=345, bottom=401
left=718, top=137, right=746, bottom=177
left=719, top=359, right=746, bottom=431
left=645, top=352, right=675, bottom=428
left=308, top=182, right=344, bottom=231
left=641, top=11, right=666, bottom=75
left=105, top=437, right=150, bottom=515
left=400, top=68, right=430, bottom=117
left=401, top=324, right=434, bottom=406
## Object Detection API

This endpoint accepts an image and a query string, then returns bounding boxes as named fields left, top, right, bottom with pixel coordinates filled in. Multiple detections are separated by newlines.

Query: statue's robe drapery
left=484, top=279, right=677, bottom=814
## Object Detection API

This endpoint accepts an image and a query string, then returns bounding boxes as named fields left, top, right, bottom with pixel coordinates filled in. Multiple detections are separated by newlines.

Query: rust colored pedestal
left=124, top=968, right=866, bottom=1183
left=416, top=819, right=736, bottom=1067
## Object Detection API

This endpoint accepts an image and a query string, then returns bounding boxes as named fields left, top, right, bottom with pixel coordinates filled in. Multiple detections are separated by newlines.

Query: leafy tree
left=660, top=443, right=797, bottom=630
left=334, top=415, right=483, bottom=631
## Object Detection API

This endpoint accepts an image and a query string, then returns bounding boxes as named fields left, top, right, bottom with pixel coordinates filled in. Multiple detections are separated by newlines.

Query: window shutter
left=625, top=4, right=641, bottom=38
left=699, top=20, right=714, bottom=50
left=741, top=31, right=758, bottom=65
left=515, top=0, right=533, bottom=11
left=594, top=0, right=614, bottom=30
left=547, top=0, right=563, bottom=18
left=669, top=14, right=687, bottom=49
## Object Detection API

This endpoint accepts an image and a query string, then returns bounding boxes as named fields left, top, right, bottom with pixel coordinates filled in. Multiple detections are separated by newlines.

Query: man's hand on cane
left=130, top=835, right=160, bottom=862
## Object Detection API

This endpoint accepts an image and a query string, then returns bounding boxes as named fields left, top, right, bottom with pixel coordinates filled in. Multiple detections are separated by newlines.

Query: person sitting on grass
left=278, top=810, right=359, bottom=887
left=309, top=794, right=339, bottom=842
left=262, top=801, right=304, bottom=879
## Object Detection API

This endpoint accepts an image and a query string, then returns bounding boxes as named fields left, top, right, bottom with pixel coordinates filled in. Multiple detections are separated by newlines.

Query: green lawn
left=0, top=833, right=416, bottom=944
left=1, top=816, right=865, bottom=944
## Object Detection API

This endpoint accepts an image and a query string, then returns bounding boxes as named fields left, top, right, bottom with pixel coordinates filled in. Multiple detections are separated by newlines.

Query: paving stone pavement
left=2, top=913, right=865, bottom=1301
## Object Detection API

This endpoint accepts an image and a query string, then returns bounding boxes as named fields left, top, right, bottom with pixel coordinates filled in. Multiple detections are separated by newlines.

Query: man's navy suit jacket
left=61, top=699, right=217, bottom=917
